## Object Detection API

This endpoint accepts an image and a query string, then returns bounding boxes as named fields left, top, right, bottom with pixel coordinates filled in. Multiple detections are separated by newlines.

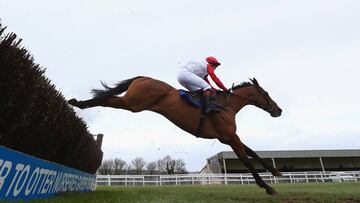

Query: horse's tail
left=91, top=76, right=144, bottom=98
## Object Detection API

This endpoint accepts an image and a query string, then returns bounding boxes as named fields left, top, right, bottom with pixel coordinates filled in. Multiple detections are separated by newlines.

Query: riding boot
left=204, top=90, right=220, bottom=114
left=210, top=90, right=221, bottom=106
left=193, top=89, right=203, bottom=97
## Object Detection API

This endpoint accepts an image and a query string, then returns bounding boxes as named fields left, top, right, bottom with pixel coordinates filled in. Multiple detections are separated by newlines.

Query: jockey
left=177, top=56, right=228, bottom=114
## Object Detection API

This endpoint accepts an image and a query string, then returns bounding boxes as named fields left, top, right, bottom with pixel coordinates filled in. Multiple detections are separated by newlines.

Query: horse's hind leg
left=68, top=96, right=130, bottom=110
left=225, top=136, right=278, bottom=195
left=68, top=98, right=101, bottom=109
left=244, top=144, right=282, bottom=177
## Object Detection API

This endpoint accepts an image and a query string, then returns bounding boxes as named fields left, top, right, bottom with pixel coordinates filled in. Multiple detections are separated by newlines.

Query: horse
left=68, top=76, right=283, bottom=195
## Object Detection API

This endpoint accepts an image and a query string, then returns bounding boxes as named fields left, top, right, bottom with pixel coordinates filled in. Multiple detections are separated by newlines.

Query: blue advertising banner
left=0, top=146, right=96, bottom=201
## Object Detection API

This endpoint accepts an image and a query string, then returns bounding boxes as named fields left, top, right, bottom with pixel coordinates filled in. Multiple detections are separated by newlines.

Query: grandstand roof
left=208, top=149, right=360, bottom=160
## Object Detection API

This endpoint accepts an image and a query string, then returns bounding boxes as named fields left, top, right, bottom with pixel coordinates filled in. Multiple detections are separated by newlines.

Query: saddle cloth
left=178, top=89, right=222, bottom=109
left=179, top=89, right=203, bottom=108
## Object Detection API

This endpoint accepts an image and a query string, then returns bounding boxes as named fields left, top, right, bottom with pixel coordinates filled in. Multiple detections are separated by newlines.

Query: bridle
left=225, top=84, right=276, bottom=113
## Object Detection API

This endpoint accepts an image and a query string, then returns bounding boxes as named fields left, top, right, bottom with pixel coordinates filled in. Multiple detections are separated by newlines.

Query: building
left=202, top=149, right=360, bottom=174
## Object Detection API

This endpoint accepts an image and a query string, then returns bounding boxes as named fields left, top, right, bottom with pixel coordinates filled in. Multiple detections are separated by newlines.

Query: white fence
left=96, top=171, right=360, bottom=186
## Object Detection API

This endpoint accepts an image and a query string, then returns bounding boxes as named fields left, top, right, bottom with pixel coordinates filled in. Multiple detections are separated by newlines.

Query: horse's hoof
left=266, top=187, right=278, bottom=196
left=68, top=98, right=78, bottom=106
left=272, top=170, right=283, bottom=177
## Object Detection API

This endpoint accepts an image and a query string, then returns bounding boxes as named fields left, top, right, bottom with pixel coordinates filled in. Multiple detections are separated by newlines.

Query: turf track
left=1, top=182, right=359, bottom=203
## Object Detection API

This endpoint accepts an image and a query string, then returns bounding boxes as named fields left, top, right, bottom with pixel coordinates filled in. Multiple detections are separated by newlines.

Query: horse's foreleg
left=227, top=136, right=278, bottom=195
left=244, top=144, right=282, bottom=177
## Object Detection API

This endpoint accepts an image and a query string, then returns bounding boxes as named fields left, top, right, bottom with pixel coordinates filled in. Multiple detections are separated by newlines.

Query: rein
left=225, top=84, right=255, bottom=104
left=225, top=83, right=253, bottom=103
left=224, top=85, right=275, bottom=112
left=225, top=91, right=255, bottom=109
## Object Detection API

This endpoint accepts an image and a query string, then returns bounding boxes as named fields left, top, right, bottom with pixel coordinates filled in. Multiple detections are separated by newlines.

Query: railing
left=96, top=171, right=360, bottom=186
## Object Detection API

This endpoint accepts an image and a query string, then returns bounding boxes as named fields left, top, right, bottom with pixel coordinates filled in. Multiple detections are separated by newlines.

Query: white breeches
left=177, top=69, right=211, bottom=92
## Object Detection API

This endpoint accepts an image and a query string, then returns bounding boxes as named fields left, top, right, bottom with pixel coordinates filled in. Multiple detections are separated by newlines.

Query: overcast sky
left=1, top=0, right=359, bottom=171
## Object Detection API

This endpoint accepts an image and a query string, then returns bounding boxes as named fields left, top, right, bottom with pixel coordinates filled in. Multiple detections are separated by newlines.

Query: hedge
left=0, top=24, right=102, bottom=174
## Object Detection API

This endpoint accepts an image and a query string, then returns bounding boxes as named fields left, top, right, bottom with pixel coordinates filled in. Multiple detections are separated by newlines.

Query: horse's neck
left=222, top=87, right=256, bottom=113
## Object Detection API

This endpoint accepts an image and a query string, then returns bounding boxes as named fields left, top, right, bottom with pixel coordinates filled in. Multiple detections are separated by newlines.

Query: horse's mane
left=232, top=82, right=253, bottom=90
left=216, top=81, right=253, bottom=95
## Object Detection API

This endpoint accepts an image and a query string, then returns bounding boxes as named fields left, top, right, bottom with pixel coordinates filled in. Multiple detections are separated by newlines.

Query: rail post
left=353, top=171, right=357, bottom=182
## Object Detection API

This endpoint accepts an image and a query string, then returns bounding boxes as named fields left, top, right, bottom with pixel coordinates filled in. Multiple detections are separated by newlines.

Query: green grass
left=3, top=182, right=360, bottom=203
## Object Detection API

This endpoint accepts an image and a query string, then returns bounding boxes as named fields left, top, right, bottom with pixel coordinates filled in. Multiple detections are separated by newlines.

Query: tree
left=113, top=158, right=127, bottom=175
left=98, top=156, right=186, bottom=175
left=157, top=155, right=187, bottom=174
left=158, top=155, right=173, bottom=174
left=174, top=158, right=187, bottom=174
left=131, top=157, right=146, bottom=175
left=146, top=161, right=158, bottom=175
left=98, top=159, right=114, bottom=175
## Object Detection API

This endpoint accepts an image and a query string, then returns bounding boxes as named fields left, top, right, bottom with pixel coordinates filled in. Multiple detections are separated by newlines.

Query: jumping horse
left=68, top=76, right=283, bottom=195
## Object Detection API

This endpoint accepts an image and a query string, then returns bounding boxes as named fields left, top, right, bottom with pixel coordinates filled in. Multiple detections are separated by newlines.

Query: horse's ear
left=249, top=78, right=259, bottom=87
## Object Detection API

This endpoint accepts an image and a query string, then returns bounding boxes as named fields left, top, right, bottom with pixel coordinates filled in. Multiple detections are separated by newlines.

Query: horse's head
left=248, top=78, right=282, bottom=117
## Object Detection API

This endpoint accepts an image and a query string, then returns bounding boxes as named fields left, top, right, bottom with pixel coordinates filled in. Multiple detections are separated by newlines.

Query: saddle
left=179, top=89, right=221, bottom=110
left=179, top=89, right=222, bottom=137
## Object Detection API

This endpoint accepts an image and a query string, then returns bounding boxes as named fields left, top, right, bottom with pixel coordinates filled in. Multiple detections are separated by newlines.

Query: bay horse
left=68, top=76, right=283, bottom=195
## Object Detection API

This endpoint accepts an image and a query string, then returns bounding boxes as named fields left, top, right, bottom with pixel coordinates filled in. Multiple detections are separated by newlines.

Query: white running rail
left=96, top=171, right=360, bottom=186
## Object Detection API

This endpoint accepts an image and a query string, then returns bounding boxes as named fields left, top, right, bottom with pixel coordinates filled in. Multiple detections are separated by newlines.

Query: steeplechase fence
left=96, top=171, right=360, bottom=186
left=0, top=23, right=103, bottom=201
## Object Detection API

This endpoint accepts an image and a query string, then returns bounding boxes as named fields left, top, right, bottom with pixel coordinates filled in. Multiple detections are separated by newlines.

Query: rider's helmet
left=206, top=56, right=221, bottom=67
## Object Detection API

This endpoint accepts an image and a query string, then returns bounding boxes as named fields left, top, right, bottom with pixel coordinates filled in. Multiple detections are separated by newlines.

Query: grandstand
left=201, top=149, right=360, bottom=174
